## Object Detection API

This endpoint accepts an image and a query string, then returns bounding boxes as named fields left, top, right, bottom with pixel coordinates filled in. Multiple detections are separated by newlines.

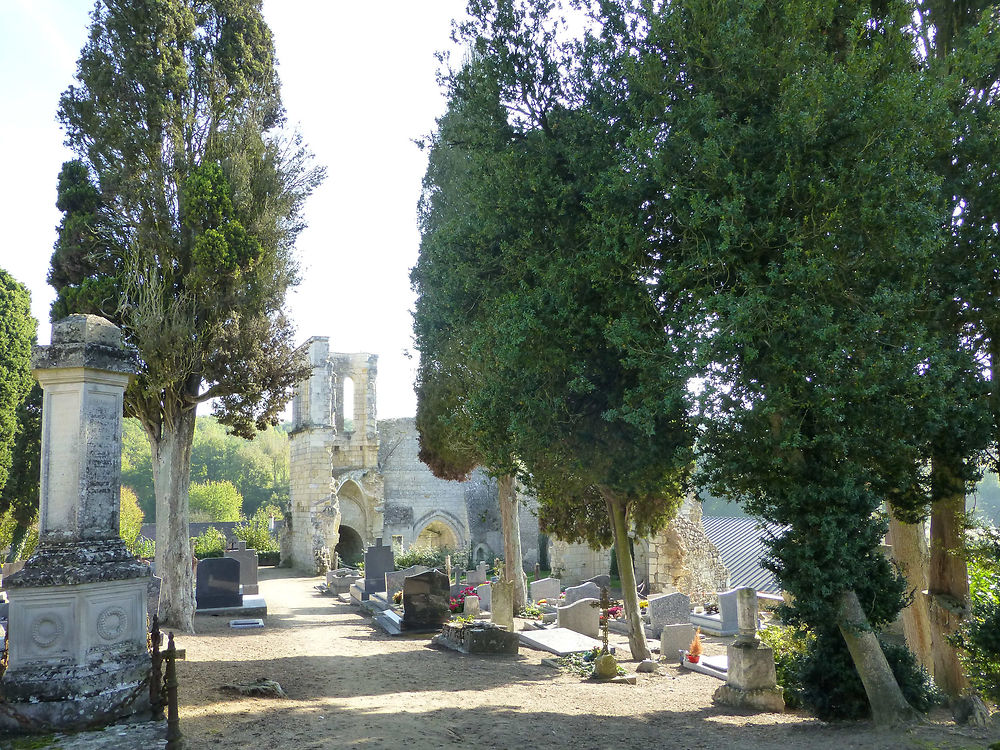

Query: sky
left=0, top=0, right=469, bottom=419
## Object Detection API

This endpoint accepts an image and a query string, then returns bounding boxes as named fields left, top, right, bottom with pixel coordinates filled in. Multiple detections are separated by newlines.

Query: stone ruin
left=0, top=315, right=150, bottom=732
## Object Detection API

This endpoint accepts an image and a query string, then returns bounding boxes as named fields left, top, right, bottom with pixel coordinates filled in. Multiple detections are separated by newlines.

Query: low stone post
left=713, top=587, right=784, bottom=713
left=0, top=315, right=150, bottom=732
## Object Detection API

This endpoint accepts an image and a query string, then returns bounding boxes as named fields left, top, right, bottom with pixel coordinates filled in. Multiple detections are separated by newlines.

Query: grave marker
left=557, top=597, right=600, bottom=638
left=529, top=576, right=560, bottom=602
left=563, top=581, right=600, bottom=606
left=402, top=569, right=451, bottom=631
left=491, top=580, right=514, bottom=632
left=647, top=591, right=690, bottom=638
left=225, top=540, right=259, bottom=596
left=362, top=538, right=394, bottom=595
left=196, top=557, right=241, bottom=610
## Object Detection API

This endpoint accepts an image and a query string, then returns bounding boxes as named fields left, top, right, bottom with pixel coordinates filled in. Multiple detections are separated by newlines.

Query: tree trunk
left=603, top=490, right=650, bottom=661
left=928, top=452, right=971, bottom=703
left=497, top=474, right=528, bottom=612
left=150, top=408, right=197, bottom=633
left=887, top=513, right=933, bottom=674
left=837, top=589, right=919, bottom=726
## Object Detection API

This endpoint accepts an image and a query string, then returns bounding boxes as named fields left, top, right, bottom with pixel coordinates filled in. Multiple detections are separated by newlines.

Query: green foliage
left=52, top=0, right=320, bottom=625
left=193, top=527, right=227, bottom=559
left=1, top=383, right=41, bottom=562
left=797, top=632, right=939, bottom=720
left=956, top=527, right=1000, bottom=704
left=394, top=545, right=458, bottom=571
left=121, top=415, right=289, bottom=521
left=119, top=486, right=144, bottom=556
left=234, top=508, right=279, bottom=553
left=0, top=269, right=36, bottom=498
left=189, top=480, right=243, bottom=523
left=758, top=625, right=814, bottom=709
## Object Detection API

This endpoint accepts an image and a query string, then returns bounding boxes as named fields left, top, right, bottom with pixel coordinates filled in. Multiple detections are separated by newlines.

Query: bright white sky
left=0, top=0, right=469, bottom=419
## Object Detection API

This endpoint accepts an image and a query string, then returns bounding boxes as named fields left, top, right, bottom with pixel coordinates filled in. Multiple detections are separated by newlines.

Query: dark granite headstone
left=362, top=538, right=394, bottom=594
left=196, top=557, right=241, bottom=610
left=402, top=569, right=451, bottom=631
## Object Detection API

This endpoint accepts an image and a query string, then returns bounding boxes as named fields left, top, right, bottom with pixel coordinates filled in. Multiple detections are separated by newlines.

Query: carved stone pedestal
left=0, top=316, right=149, bottom=733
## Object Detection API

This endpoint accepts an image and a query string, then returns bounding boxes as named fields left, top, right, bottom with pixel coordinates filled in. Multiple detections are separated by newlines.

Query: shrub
left=119, top=486, right=144, bottom=556
left=193, top=526, right=226, bottom=558
left=394, top=545, right=457, bottom=571
left=234, top=508, right=279, bottom=553
left=189, top=480, right=243, bottom=522
left=799, top=630, right=937, bottom=720
left=956, top=527, right=1000, bottom=705
left=258, top=550, right=280, bottom=566
left=758, top=625, right=813, bottom=709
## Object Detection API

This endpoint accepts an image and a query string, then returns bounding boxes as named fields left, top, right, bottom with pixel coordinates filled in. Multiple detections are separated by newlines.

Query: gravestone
left=475, top=583, right=492, bottom=611
left=557, top=597, right=601, bottom=638
left=385, top=564, right=429, bottom=601
left=529, top=576, right=561, bottom=602
left=647, top=591, right=691, bottom=638
left=464, top=594, right=481, bottom=618
left=583, top=574, right=611, bottom=590
left=563, top=581, right=600, bottom=606
left=491, top=580, right=514, bottom=632
left=225, top=540, right=259, bottom=596
left=401, top=569, right=451, bottom=631
left=466, top=561, right=489, bottom=586
left=196, top=557, right=242, bottom=610
left=518, top=627, right=603, bottom=656
left=690, top=588, right=740, bottom=636
left=362, top=538, right=394, bottom=595
left=660, top=623, right=695, bottom=660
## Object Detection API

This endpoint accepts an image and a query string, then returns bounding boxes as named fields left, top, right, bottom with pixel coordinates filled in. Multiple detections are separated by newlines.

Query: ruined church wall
left=377, top=418, right=470, bottom=551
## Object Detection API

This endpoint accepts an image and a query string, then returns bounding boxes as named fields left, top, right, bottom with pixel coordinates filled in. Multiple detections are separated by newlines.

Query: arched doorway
left=335, top=525, right=364, bottom=567
left=416, top=520, right=460, bottom=551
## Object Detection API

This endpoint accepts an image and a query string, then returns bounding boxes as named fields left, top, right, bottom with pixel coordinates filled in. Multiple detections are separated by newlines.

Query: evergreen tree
left=0, top=269, right=36, bottom=505
left=52, top=0, right=322, bottom=630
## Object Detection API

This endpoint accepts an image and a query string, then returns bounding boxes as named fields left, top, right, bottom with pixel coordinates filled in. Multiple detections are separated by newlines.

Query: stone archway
left=335, top=525, right=364, bottom=567
left=416, top=519, right=460, bottom=550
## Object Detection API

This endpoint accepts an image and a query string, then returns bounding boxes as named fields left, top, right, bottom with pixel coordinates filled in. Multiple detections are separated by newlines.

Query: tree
left=414, top=1, right=694, bottom=660
left=1, top=384, right=42, bottom=562
left=0, top=269, right=36, bottom=500
left=188, top=480, right=243, bottom=522
left=615, top=0, right=946, bottom=723
left=119, top=485, right=145, bottom=556
left=901, top=1, right=1000, bottom=722
left=52, top=0, right=322, bottom=631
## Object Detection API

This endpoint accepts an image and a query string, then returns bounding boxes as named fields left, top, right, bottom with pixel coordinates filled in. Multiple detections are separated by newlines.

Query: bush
left=193, top=526, right=226, bottom=558
left=258, top=550, right=280, bottom=566
left=799, top=630, right=938, bottom=720
left=119, top=486, right=144, bottom=556
left=394, top=545, right=458, bottom=571
left=234, top=508, right=279, bottom=553
left=758, top=625, right=812, bottom=709
left=189, top=480, right=243, bottom=522
left=956, top=528, right=1000, bottom=705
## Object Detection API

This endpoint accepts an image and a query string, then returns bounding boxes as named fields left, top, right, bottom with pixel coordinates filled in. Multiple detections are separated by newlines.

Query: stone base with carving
left=1, top=574, right=150, bottom=733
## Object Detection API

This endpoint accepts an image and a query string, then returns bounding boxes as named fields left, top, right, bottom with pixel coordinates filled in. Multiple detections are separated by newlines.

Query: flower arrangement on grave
left=449, top=585, right=478, bottom=613
left=606, top=605, right=623, bottom=619
left=687, top=628, right=703, bottom=663
left=393, top=590, right=403, bottom=605
left=639, top=599, right=649, bottom=610
left=521, top=602, right=544, bottom=619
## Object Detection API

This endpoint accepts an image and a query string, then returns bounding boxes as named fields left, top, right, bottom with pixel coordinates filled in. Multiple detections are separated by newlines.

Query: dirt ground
left=149, top=566, right=998, bottom=750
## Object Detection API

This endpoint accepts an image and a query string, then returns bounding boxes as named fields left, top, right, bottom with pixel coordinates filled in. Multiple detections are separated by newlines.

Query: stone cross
left=734, top=587, right=759, bottom=647
left=590, top=586, right=613, bottom=654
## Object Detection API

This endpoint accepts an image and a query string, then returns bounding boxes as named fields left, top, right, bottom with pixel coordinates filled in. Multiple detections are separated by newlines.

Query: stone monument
left=0, top=315, right=150, bottom=732
left=712, top=587, right=784, bottom=712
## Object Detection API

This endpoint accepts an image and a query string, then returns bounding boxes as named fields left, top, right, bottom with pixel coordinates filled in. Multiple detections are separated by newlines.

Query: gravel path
left=7, top=566, right=999, bottom=749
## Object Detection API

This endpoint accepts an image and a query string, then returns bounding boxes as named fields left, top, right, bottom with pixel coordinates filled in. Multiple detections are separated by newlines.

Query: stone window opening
left=342, top=376, right=355, bottom=433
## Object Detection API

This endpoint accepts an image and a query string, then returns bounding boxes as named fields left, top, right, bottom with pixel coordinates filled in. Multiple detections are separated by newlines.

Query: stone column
left=0, top=315, right=151, bottom=733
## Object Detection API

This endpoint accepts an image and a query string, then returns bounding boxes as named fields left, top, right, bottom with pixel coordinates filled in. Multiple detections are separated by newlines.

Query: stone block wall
left=635, top=498, right=730, bottom=598
left=549, top=540, right=613, bottom=586
left=378, top=418, right=470, bottom=552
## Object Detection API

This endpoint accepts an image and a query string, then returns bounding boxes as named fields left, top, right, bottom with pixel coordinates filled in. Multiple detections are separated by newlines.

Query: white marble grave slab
left=518, top=627, right=602, bottom=656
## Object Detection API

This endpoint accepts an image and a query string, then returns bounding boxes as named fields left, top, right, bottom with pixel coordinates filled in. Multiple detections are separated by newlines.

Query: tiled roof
left=701, top=516, right=786, bottom=594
